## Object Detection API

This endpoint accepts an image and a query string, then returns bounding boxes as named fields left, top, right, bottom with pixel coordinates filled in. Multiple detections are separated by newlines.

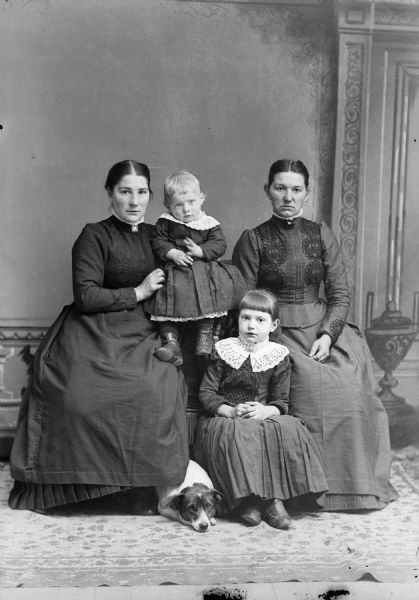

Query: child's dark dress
left=193, top=337, right=328, bottom=513
left=145, top=212, right=246, bottom=321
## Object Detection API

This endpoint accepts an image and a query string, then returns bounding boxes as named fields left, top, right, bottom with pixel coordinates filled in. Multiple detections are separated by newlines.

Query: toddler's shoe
left=195, top=322, right=214, bottom=356
left=154, top=333, right=183, bottom=366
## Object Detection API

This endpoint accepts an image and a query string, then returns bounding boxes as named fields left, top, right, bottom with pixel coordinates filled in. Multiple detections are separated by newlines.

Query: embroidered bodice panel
left=255, top=218, right=324, bottom=301
left=232, top=217, right=350, bottom=343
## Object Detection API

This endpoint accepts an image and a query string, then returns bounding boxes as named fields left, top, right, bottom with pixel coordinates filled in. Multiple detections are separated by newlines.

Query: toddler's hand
left=166, top=248, right=194, bottom=266
left=183, top=238, right=204, bottom=259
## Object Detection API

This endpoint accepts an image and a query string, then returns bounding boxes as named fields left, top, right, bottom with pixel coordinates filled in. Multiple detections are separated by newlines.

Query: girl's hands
left=232, top=403, right=250, bottom=418
left=240, top=401, right=280, bottom=420
left=183, top=238, right=204, bottom=259
left=166, top=248, right=194, bottom=266
left=217, top=402, right=280, bottom=420
left=308, top=334, right=332, bottom=362
left=135, top=268, right=165, bottom=302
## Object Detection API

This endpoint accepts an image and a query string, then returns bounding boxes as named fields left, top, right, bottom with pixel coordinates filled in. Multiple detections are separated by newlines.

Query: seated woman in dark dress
left=232, top=158, right=397, bottom=512
left=8, top=160, right=189, bottom=513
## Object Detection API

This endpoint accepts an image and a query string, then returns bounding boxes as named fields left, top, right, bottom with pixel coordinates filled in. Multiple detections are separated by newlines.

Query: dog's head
left=169, top=483, right=223, bottom=532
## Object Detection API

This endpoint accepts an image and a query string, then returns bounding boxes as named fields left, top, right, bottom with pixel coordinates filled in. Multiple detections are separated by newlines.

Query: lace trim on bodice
left=215, top=337, right=289, bottom=372
left=157, top=211, right=220, bottom=230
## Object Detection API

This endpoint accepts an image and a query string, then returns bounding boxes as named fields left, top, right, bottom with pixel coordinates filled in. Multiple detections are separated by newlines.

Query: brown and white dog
left=156, top=460, right=223, bottom=532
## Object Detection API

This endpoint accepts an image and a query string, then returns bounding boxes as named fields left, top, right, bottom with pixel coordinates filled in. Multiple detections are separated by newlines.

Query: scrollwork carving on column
left=375, top=7, right=419, bottom=27
left=339, top=43, right=363, bottom=300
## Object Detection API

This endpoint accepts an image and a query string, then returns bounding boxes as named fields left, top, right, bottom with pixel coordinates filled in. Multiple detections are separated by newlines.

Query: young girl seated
left=193, top=289, right=328, bottom=529
left=146, top=171, right=246, bottom=366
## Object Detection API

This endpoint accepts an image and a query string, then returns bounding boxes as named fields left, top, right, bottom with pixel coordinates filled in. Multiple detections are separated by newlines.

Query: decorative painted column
left=332, top=2, right=374, bottom=323
left=333, top=0, right=419, bottom=421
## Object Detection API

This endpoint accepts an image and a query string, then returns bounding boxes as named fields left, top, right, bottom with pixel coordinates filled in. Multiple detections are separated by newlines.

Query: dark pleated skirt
left=9, top=302, right=189, bottom=512
left=147, top=261, right=247, bottom=319
left=281, top=322, right=398, bottom=511
left=193, top=414, right=329, bottom=513
left=8, top=481, right=125, bottom=512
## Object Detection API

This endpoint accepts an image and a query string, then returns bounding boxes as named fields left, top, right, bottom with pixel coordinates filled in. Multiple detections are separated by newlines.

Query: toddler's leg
left=195, top=318, right=214, bottom=357
left=154, top=322, right=183, bottom=367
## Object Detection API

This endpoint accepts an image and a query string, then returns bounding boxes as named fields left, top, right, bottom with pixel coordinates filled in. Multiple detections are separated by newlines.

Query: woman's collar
left=111, top=209, right=144, bottom=232
left=272, top=209, right=303, bottom=226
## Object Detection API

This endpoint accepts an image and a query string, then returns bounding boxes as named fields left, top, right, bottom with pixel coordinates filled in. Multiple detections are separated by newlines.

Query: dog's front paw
left=210, top=517, right=217, bottom=526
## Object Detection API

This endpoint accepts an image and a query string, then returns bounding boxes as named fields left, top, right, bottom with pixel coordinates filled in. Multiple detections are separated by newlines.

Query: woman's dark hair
left=105, top=160, right=151, bottom=193
left=239, top=289, right=280, bottom=322
left=267, top=159, right=309, bottom=188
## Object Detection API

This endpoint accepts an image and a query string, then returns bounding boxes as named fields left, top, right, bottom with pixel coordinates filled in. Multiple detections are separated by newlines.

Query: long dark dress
left=145, top=213, right=246, bottom=320
left=193, top=337, right=329, bottom=514
left=232, top=215, right=397, bottom=511
left=9, top=216, right=189, bottom=511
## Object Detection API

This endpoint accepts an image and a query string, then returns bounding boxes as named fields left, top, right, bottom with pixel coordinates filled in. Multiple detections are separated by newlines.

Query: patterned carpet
left=1, top=448, right=418, bottom=588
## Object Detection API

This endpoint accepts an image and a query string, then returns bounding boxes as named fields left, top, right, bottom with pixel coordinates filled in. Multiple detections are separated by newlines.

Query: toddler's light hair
left=164, top=171, right=205, bottom=205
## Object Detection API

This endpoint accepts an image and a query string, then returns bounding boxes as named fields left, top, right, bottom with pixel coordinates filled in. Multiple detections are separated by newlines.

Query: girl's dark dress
left=232, top=215, right=397, bottom=511
left=193, top=337, right=329, bottom=513
left=145, top=212, right=246, bottom=320
left=9, top=216, right=189, bottom=511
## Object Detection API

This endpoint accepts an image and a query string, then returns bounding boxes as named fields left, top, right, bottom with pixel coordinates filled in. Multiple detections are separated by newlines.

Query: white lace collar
left=157, top=211, right=220, bottom=230
left=215, top=337, right=289, bottom=373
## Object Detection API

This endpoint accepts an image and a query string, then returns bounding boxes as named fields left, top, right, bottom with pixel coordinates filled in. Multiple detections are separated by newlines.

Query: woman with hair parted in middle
left=232, top=158, right=397, bottom=513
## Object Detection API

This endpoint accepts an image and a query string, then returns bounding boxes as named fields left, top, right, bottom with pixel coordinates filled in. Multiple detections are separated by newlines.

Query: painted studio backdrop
left=0, top=0, right=418, bottom=451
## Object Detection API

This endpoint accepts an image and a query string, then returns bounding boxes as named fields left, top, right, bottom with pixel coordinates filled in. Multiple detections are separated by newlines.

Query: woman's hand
left=242, top=401, right=280, bottom=420
left=309, top=334, right=331, bottom=362
left=183, top=238, right=204, bottom=259
left=135, top=268, right=165, bottom=302
left=166, top=248, right=194, bottom=266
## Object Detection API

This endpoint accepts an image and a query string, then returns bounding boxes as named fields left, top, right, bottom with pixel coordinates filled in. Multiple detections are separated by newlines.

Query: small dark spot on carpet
left=203, top=587, right=247, bottom=600
left=318, top=590, right=350, bottom=600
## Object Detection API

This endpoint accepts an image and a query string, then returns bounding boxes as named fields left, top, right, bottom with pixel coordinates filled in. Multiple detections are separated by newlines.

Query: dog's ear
left=213, top=489, right=224, bottom=504
left=168, top=493, right=184, bottom=511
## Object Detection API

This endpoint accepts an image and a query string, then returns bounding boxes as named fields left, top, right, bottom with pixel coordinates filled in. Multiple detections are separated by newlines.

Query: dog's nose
left=199, top=523, right=209, bottom=531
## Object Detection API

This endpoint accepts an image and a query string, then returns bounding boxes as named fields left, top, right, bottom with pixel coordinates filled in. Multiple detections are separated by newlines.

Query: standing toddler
left=146, top=171, right=246, bottom=366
